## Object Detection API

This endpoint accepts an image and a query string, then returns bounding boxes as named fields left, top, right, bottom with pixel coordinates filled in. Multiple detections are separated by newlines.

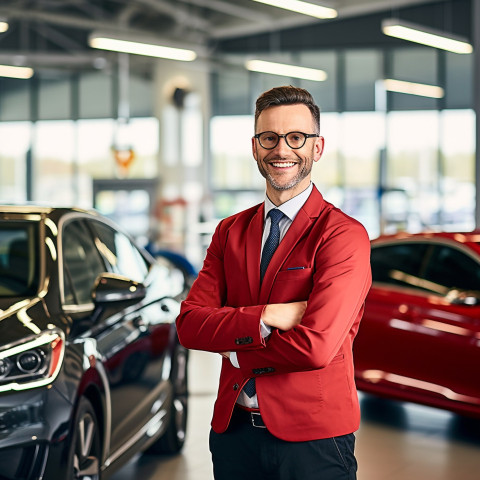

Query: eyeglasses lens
left=286, top=132, right=306, bottom=149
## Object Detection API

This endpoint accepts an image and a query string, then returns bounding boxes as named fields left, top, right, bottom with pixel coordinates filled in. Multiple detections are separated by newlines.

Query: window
left=62, top=220, right=106, bottom=305
left=0, top=122, right=30, bottom=203
left=90, top=221, right=149, bottom=282
left=34, top=121, right=76, bottom=205
left=423, top=246, right=480, bottom=293
left=210, top=115, right=263, bottom=191
left=0, top=222, right=39, bottom=297
left=371, top=243, right=429, bottom=288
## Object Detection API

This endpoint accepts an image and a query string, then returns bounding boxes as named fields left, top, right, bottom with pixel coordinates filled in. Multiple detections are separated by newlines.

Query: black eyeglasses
left=253, top=131, right=319, bottom=150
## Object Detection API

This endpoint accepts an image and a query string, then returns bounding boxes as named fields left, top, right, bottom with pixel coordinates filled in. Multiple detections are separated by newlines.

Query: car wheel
left=69, top=397, right=101, bottom=480
left=148, top=345, right=189, bottom=454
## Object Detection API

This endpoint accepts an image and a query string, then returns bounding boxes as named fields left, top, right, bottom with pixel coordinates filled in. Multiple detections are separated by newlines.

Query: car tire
left=148, top=345, right=189, bottom=454
left=68, top=396, right=102, bottom=480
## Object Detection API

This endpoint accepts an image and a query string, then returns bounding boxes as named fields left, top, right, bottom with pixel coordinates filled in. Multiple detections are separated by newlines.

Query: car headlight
left=0, top=329, right=65, bottom=392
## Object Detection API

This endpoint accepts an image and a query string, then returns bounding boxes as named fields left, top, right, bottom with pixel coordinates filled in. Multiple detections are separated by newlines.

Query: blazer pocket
left=276, top=267, right=312, bottom=281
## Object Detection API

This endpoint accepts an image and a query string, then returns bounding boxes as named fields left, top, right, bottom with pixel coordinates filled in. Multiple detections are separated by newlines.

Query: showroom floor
left=110, top=351, right=480, bottom=480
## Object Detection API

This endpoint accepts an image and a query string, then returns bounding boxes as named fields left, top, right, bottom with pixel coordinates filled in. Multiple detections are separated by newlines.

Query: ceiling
left=0, top=0, right=471, bottom=76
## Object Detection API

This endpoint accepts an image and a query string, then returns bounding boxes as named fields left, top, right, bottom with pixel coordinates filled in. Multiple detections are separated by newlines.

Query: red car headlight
left=0, top=329, right=65, bottom=392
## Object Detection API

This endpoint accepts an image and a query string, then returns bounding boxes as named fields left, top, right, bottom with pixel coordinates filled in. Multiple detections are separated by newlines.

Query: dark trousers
left=209, top=407, right=357, bottom=480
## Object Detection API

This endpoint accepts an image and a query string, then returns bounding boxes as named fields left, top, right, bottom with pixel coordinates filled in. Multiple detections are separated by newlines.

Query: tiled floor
left=110, top=351, right=480, bottom=480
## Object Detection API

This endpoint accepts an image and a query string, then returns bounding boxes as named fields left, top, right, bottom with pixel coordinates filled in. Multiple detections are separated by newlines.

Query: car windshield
left=0, top=221, right=39, bottom=297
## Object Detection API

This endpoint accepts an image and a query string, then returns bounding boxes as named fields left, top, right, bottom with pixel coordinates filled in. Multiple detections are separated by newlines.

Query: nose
left=272, top=135, right=292, bottom=154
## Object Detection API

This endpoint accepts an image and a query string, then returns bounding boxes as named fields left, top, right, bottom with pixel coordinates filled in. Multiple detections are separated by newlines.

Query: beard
left=256, top=151, right=314, bottom=191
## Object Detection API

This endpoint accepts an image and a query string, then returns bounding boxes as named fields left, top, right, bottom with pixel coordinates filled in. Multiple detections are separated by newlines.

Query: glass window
left=390, top=47, right=439, bottom=111
left=129, top=74, right=155, bottom=117
left=445, top=52, right=473, bottom=109
left=38, top=77, right=71, bottom=120
left=0, top=122, right=31, bottom=203
left=344, top=49, right=382, bottom=111
left=90, top=221, right=149, bottom=282
left=423, top=245, right=480, bottom=293
left=371, top=243, right=429, bottom=288
left=34, top=120, right=76, bottom=204
left=386, top=111, right=440, bottom=232
left=312, top=112, right=384, bottom=238
left=439, top=109, right=475, bottom=231
left=299, top=50, right=337, bottom=112
left=79, top=72, right=113, bottom=119
left=0, top=222, right=39, bottom=297
left=62, top=220, right=106, bottom=305
left=212, top=68, right=251, bottom=116
left=0, top=78, right=31, bottom=121
left=210, top=115, right=263, bottom=191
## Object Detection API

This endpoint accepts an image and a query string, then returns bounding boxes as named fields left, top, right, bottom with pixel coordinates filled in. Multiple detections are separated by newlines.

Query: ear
left=252, top=136, right=259, bottom=161
left=313, top=136, right=325, bottom=163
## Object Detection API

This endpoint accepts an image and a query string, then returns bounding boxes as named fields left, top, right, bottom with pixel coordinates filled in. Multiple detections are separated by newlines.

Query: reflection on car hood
left=0, top=296, right=59, bottom=348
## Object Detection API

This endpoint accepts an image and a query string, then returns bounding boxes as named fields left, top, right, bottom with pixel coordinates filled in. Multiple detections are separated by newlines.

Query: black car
left=0, top=206, right=190, bottom=479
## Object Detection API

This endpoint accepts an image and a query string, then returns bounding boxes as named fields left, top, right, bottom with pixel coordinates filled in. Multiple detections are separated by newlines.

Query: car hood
left=0, top=296, right=58, bottom=348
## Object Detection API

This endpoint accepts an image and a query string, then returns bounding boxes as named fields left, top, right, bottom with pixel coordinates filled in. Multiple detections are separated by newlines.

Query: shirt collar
left=264, top=182, right=313, bottom=222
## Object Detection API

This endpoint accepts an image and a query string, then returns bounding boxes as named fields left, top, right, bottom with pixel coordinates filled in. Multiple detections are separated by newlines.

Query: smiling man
left=176, top=86, right=372, bottom=480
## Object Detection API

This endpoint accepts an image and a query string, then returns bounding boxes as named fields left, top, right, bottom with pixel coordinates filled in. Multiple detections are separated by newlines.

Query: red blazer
left=176, top=186, right=372, bottom=441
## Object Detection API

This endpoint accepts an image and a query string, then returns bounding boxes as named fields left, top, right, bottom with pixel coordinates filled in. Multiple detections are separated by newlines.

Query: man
left=176, top=85, right=371, bottom=479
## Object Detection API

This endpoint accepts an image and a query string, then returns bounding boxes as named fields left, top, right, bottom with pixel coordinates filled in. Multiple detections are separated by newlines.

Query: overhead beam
left=209, top=0, right=443, bottom=40
left=177, top=0, right=271, bottom=22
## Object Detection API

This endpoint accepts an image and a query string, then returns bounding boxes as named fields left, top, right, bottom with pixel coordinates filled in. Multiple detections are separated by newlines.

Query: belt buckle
left=250, top=411, right=266, bottom=428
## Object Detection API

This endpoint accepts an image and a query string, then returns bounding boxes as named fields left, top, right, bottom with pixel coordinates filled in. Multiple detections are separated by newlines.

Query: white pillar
left=474, top=0, right=480, bottom=227
left=152, top=58, right=211, bottom=265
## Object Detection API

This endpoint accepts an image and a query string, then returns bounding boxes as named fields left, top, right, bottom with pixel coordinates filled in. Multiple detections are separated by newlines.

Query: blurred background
left=0, top=0, right=478, bottom=269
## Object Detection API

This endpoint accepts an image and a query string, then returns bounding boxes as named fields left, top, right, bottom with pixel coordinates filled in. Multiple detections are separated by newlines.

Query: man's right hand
left=261, top=301, right=307, bottom=331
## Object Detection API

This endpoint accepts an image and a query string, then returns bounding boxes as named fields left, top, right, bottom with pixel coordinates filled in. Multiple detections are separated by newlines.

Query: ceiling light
left=246, top=59, right=327, bottom=81
left=88, top=33, right=197, bottom=61
left=382, top=18, right=472, bottom=54
left=0, top=65, right=34, bottom=79
left=0, top=20, right=8, bottom=33
left=252, top=0, right=337, bottom=19
left=383, top=79, right=444, bottom=98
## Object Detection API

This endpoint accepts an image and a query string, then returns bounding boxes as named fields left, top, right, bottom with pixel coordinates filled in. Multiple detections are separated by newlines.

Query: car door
left=87, top=220, right=175, bottom=454
left=402, top=242, right=480, bottom=408
left=355, top=241, right=432, bottom=381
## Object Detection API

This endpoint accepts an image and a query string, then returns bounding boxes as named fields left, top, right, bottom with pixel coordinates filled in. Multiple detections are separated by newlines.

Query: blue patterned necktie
left=243, top=208, right=285, bottom=398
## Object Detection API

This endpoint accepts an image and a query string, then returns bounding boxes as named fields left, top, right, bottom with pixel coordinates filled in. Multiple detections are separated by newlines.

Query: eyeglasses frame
left=253, top=131, right=320, bottom=150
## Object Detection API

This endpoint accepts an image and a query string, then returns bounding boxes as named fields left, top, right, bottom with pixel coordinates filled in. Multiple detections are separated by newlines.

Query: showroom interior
left=1, top=0, right=480, bottom=479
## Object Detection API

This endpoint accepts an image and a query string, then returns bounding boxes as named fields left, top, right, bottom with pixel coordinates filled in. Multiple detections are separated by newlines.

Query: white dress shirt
left=232, top=182, right=314, bottom=408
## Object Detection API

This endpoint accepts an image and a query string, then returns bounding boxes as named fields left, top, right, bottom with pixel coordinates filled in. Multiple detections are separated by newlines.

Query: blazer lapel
left=259, top=187, right=324, bottom=302
left=245, top=203, right=265, bottom=304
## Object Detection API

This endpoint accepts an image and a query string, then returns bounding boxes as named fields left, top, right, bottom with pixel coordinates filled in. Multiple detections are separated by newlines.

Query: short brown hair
left=254, top=85, right=320, bottom=133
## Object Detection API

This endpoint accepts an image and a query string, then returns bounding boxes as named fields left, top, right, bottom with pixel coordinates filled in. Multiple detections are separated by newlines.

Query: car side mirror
left=446, top=288, right=480, bottom=306
left=92, top=273, right=147, bottom=304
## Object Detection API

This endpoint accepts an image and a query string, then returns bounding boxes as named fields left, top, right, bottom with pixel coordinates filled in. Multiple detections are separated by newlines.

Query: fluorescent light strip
left=0, top=65, right=34, bottom=79
left=0, top=21, right=8, bottom=33
left=383, top=79, right=444, bottom=98
left=246, top=59, right=327, bottom=81
left=382, top=19, right=472, bottom=54
left=252, top=0, right=337, bottom=19
left=89, top=36, right=197, bottom=61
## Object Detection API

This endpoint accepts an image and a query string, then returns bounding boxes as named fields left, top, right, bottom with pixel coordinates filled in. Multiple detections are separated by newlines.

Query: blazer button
left=233, top=383, right=239, bottom=391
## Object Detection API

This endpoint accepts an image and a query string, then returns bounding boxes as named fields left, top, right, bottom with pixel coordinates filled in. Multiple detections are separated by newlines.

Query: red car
left=354, top=231, right=480, bottom=418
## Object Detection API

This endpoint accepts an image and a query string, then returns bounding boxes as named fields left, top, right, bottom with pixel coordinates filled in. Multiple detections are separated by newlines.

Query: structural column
left=474, top=0, right=480, bottom=227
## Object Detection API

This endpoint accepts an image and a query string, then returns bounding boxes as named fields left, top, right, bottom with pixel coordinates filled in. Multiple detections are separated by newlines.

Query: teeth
left=272, top=162, right=295, bottom=168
